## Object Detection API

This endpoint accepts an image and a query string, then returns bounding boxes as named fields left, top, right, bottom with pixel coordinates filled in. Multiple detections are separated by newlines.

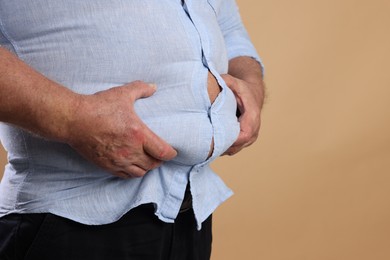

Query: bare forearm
left=0, top=47, right=80, bottom=141
left=0, top=47, right=176, bottom=177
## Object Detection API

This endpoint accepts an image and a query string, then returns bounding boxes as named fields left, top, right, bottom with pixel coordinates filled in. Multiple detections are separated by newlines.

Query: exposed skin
left=0, top=47, right=177, bottom=178
left=207, top=72, right=222, bottom=158
left=66, top=83, right=178, bottom=178
left=0, top=48, right=264, bottom=177
left=222, top=56, right=265, bottom=156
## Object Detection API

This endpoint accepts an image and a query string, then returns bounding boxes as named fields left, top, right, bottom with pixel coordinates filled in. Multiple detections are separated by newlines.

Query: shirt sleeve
left=216, top=0, right=265, bottom=73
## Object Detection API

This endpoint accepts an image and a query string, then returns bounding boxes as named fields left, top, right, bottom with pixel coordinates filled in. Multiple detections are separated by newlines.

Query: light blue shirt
left=0, top=0, right=262, bottom=229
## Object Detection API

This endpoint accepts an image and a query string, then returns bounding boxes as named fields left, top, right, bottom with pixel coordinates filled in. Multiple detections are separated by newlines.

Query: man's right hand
left=0, top=48, right=175, bottom=178
left=66, top=81, right=177, bottom=179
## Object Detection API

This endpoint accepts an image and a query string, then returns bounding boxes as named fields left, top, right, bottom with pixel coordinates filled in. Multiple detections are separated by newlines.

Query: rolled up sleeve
left=217, top=0, right=265, bottom=73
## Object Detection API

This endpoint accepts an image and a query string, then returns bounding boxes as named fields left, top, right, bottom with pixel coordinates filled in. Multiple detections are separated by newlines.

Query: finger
left=223, top=138, right=251, bottom=155
left=221, top=74, right=244, bottom=111
left=221, top=74, right=239, bottom=93
left=123, top=81, right=157, bottom=101
left=222, top=136, right=247, bottom=156
left=142, top=128, right=177, bottom=161
left=110, top=170, right=134, bottom=179
left=111, top=154, right=162, bottom=178
left=222, top=146, right=241, bottom=156
left=132, top=155, right=163, bottom=172
left=222, top=115, right=258, bottom=156
left=220, top=74, right=234, bottom=86
left=122, top=165, right=148, bottom=178
left=222, top=128, right=248, bottom=156
left=112, top=171, right=133, bottom=179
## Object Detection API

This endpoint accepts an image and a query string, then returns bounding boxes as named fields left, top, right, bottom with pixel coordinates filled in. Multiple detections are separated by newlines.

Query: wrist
left=31, top=86, right=84, bottom=143
left=53, top=92, right=85, bottom=144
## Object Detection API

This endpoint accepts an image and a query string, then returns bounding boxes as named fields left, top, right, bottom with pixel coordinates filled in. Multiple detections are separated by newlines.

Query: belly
left=206, top=72, right=222, bottom=158
left=134, top=71, right=238, bottom=166
left=0, top=0, right=237, bottom=168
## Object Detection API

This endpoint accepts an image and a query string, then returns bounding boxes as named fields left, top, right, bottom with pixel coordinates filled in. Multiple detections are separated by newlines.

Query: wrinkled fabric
left=0, top=0, right=262, bottom=229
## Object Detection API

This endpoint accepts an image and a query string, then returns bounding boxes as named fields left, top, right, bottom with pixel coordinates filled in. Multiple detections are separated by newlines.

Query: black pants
left=0, top=205, right=212, bottom=260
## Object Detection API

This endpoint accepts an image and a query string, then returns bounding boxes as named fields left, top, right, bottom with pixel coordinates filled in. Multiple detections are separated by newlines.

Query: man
left=0, top=0, right=264, bottom=259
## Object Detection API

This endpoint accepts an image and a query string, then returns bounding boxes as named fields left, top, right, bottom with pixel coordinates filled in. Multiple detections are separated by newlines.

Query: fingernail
left=148, top=83, right=157, bottom=90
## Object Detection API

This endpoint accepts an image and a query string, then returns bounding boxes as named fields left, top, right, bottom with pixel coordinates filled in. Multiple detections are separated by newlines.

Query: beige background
left=1, top=0, right=390, bottom=259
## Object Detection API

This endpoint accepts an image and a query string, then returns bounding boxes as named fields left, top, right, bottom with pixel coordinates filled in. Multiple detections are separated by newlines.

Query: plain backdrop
left=1, top=0, right=390, bottom=259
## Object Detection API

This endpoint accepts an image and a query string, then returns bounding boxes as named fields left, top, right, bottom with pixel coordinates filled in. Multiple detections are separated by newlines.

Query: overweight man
left=0, top=0, right=265, bottom=259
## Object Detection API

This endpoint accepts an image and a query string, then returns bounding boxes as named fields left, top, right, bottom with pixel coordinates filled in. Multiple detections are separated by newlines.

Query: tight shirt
left=0, top=0, right=262, bottom=229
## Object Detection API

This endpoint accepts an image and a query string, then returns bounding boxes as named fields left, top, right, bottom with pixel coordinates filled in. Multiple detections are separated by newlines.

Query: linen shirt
left=0, top=0, right=262, bottom=229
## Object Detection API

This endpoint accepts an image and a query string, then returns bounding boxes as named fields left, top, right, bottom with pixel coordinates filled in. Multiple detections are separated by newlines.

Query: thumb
left=143, top=128, right=178, bottom=161
left=123, top=81, right=157, bottom=101
left=221, top=74, right=233, bottom=86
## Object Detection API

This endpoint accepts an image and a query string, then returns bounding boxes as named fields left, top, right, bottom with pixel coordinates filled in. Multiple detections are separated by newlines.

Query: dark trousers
left=0, top=205, right=212, bottom=260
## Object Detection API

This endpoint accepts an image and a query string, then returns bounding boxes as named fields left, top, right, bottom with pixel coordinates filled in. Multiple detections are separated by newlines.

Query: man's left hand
left=222, top=74, right=264, bottom=155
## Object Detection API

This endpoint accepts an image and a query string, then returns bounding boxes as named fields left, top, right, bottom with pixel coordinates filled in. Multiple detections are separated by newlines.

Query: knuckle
left=133, top=80, right=143, bottom=84
left=129, top=124, right=144, bottom=137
